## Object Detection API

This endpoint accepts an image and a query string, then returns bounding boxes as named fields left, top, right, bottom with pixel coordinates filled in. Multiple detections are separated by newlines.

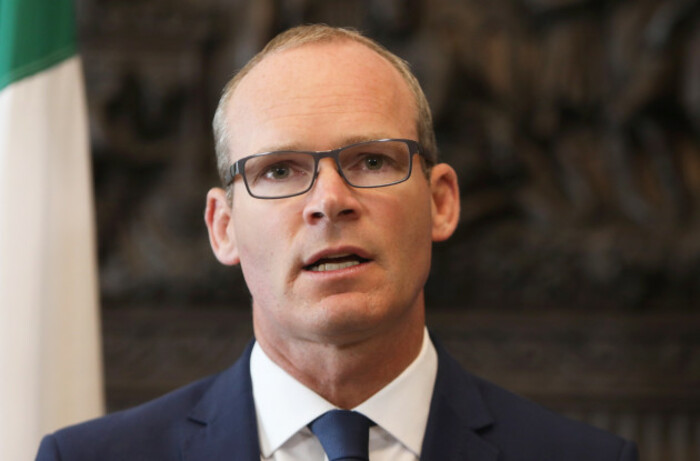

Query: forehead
left=226, top=40, right=417, bottom=158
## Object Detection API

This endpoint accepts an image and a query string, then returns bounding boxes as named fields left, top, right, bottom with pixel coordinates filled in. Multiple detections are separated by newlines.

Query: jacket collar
left=420, top=336, right=500, bottom=461
left=182, top=341, right=260, bottom=461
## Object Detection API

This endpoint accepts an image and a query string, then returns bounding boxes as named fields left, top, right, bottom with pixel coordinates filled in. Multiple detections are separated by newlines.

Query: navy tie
left=309, top=410, right=373, bottom=461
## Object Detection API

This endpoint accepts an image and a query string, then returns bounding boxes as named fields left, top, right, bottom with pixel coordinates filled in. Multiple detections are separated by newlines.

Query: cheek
left=233, top=201, right=304, bottom=295
left=236, top=233, right=290, bottom=313
left=234, top=199, right=291, bottom=256
left=235, top=238, right=267, bottom=301
left=233, top=210, right=285, bottom=292
left=379, top=191, right=434, bottom=267
left=401, top=221, right=433, bottom=282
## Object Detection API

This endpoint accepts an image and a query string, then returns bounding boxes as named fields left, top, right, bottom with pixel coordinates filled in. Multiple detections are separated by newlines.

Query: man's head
left=212, top=25, right=438, bottom=191
left=205, top=25, right=459, bottom=352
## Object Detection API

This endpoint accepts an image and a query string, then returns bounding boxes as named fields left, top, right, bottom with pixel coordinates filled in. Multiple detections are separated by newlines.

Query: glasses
left=224, top=138, right=425, bottom=199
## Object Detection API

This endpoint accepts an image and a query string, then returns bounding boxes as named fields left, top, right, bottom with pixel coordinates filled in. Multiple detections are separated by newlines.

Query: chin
left=303, top=295, right=414, bottom=341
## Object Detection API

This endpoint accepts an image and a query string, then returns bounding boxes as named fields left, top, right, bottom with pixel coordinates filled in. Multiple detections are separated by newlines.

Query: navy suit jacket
left=36, top=338, right=638, bottom=460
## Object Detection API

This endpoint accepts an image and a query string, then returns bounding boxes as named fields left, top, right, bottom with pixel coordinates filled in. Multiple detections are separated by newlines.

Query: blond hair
left=212, top=24, right=437, bottom=186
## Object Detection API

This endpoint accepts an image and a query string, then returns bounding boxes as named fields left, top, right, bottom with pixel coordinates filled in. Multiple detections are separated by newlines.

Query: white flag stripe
left=0, top=56, right=103, bottom=461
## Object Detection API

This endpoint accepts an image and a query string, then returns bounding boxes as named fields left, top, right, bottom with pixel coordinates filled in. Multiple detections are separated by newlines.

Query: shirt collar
left=354, top=328, right=437, bottom=456
left=250, top=328, right=438, bottom=458
left=250, top=342, right=335, bottom=457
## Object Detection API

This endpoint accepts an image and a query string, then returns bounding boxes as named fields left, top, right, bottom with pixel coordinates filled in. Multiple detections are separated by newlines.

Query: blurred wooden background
left=76, top=0, right=700, bottom=459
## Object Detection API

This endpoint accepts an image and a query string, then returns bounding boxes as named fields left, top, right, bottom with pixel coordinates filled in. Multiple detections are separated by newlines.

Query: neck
left=253, top=303, right=425, bottom=409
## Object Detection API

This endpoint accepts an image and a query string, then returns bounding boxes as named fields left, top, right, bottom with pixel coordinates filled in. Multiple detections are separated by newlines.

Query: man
left=36, top=25, right=638, bottom=460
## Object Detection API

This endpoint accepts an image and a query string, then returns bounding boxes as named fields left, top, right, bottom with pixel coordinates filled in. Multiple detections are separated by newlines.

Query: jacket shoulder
left=474, top=374, right=637, bottom=460
left=430, top=339, right=638, bottom=460
left=37, top=373, right=219, bottom=461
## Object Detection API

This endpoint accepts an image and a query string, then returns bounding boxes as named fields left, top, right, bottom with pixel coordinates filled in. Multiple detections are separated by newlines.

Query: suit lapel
left=420, top=338, right=500, bottom=461
left=181, top=341, right=260, bottom=461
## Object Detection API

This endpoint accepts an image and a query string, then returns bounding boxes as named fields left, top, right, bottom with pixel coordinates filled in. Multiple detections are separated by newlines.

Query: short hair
left=212, top=24, right=437, bottom=188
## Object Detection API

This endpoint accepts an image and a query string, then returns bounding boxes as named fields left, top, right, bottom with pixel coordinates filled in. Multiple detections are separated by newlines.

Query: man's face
left=210, top=41, right=454, bottom=347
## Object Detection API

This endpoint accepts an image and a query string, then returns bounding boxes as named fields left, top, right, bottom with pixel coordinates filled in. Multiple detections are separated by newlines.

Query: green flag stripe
left=0, top=0, right=76, bottom=91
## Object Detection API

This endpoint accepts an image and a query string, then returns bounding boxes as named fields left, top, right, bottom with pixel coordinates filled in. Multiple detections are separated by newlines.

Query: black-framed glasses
left=224, top=138, right=425, bottom=199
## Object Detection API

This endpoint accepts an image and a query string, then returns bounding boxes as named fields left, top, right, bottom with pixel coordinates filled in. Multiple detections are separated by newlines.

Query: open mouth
left=304, top=253, right=370, bottom=272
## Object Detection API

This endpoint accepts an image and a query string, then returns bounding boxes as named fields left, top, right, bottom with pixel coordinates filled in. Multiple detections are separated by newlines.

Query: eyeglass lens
left=243, top=140, right=412, bottom=198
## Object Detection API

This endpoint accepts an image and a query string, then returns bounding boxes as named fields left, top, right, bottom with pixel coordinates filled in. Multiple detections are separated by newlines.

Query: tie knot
left=309, top=410, right=373, bottom=461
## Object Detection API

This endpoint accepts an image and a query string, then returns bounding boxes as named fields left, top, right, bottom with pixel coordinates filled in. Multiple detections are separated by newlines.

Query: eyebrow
left=252, top=134, right=394, bottom=155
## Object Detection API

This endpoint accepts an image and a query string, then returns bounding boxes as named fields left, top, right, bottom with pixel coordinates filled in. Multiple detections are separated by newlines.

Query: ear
left=204, top=187, right=240, bottom=265
left=429, top=163, right=460, bottom=242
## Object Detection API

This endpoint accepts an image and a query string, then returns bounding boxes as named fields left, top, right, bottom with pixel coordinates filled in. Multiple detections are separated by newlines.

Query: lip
left=302, top=245, right=374, bottom=269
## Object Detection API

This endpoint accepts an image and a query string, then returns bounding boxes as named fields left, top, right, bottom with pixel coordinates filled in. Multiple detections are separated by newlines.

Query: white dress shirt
left=250, top=328, right=438, bottom=461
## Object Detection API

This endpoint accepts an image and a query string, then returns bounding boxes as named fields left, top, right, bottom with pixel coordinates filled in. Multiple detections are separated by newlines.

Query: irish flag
left=0, top=0, right=104, bottom=459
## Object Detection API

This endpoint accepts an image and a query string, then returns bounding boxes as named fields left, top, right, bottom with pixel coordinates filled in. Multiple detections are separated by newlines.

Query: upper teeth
left=310, top=260, right=360, bottom=272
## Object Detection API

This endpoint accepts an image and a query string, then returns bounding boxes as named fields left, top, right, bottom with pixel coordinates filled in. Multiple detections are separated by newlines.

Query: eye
left=364, top=155, right=384, bottom=170
left=264, top=163, right=291, bottom=180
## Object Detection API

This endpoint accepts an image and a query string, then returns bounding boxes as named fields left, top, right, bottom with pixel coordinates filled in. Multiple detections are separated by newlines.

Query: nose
left=302, top=158, right=360, bottom=224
